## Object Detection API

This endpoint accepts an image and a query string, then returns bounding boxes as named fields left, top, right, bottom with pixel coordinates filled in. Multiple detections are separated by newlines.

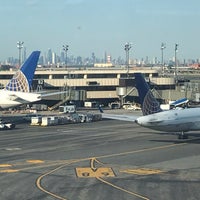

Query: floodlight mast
left=17, top=41, right=24, bottom=67
left=174, top=43, right=178, bottom=81
left=63, top=44, right=69, bottom=68
left=161, top=43, right=166, bottom=74
left=124, top=42, right=132, bottom=78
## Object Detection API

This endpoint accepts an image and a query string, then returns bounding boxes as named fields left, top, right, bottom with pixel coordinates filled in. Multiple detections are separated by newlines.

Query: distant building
left=47, top=49, right=52, bottom=64
left=94, top=63, right=113, bottom=67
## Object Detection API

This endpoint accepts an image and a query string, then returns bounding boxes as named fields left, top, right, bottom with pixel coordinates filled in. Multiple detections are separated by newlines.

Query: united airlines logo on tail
left=5, top=51, right=40, bottom=93
left=5, top=71, right=30, bottom=92
left=142, top=90, right=162, bottom=115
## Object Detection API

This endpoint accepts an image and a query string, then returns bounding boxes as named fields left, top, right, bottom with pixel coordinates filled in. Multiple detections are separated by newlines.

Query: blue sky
left=1, top=0, right=200, bottom=62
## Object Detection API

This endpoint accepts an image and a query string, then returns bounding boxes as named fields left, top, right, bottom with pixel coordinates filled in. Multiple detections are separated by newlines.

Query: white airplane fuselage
left=136, top=107, right=200, bottom=132
left=0, top=90, right=41, bottom=109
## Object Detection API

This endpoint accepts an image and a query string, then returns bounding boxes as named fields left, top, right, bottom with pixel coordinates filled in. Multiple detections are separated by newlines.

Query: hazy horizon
left=1, top=0, right=200, bottom=61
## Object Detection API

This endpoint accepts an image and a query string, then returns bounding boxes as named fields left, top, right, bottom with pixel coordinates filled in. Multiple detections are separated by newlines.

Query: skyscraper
left=47, top=48, right=52, bottom=64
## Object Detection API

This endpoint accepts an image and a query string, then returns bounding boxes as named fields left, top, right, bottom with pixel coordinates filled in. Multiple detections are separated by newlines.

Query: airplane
left=100, top=73, right=200, bottom=139
left=160, top=97, right=189, bottom=110
left=0, top=51, right=64, bottom=109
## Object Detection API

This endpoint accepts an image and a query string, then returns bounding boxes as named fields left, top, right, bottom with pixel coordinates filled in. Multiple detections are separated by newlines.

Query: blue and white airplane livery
left=101, top=73, right=200, bottom=139
left=0, top=50, right=69, bottom=110
left=5, top=51, right=40, bottom=93
left=0, top=51, right=41, bottom=109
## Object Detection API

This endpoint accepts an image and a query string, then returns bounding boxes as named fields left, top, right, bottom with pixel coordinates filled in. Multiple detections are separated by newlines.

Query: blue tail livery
left=134, top=73, right=162, bottom=115
left=5, top=51, right=40, bottom=92
left=100, top=72, right=200, bottom=139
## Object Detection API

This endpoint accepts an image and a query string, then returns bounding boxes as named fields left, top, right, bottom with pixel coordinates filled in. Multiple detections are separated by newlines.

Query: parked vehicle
left=0, top=119, right=15, bottom=130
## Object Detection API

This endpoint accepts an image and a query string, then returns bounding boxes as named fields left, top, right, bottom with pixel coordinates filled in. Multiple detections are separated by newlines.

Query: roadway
left=0, top=111, right=200, bottom=200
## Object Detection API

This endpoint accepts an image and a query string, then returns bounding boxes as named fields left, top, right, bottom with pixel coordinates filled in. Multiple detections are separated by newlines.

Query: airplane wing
left=101, top=113, right=138, bottom=122
left=39, top=91, right=67, bottom=98
left=99, top=106, right=139, bottom=122
left=8, top=94, right=31, bottom=104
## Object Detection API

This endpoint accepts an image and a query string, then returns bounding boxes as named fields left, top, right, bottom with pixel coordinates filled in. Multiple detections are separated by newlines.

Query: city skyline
left=1, top=0, right=200, bottom=61
left=2, top=46, right=199, bottom=67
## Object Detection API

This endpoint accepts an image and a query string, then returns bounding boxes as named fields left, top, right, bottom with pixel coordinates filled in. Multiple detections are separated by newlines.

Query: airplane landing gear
left=178, top=132, right=188, bottom=139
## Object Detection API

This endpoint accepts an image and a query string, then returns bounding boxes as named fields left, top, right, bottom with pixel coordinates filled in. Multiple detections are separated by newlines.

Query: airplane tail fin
left=134, top=73, right=162, bottom=115
left=5, top=51, right=40, bottom=92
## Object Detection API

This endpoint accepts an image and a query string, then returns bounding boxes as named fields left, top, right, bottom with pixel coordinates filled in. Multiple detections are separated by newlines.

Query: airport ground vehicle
left=0, top=119, right=15, bottom=130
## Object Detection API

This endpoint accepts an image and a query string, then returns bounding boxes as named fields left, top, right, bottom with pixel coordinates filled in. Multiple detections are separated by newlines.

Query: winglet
left=5, top=51, right=40, bottom=92
left=134, top=73, right=162, bottom=115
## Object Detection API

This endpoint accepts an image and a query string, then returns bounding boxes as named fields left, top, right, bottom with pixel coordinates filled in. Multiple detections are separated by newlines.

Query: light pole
left=124, top=42, right=132, bottom=78
left=17, top=41, right=24, bottom=67
left=161, top=43, right=166, bottom=74
left=174, top=43, right=178, bottom=80
left=63, top=44, right=69, bottom=68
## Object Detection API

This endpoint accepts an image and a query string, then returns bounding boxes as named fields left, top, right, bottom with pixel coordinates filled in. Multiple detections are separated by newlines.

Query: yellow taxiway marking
left=0, top=164, right=12, bottom=168
left=0, top=143, right=186, bottom=174
left=76, top=167, right=115, bottom=178
left=96, top=176, right=150, bottom=200
left=36, top=161, right=75, bottom=200
left=35, top=143, right=187, bottom=200
left=26, top=160, right=44, bottom=164
left=97, top=143, right=187, bottom=160
left=0, top=169, right=19, bottom=173
left=120, top=168, right=164, bottom=175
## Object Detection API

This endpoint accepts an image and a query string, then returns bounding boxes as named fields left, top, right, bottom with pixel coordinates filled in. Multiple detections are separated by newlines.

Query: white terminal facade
left=0, top=66, right=196, bottom=107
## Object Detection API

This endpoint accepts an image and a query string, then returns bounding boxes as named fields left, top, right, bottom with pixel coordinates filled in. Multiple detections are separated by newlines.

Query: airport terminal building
left=0, top=66, right=197, bottom=108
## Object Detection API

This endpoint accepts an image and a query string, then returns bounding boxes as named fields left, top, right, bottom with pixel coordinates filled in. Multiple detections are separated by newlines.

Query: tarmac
left=0, top=109, right=200, bottom=200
